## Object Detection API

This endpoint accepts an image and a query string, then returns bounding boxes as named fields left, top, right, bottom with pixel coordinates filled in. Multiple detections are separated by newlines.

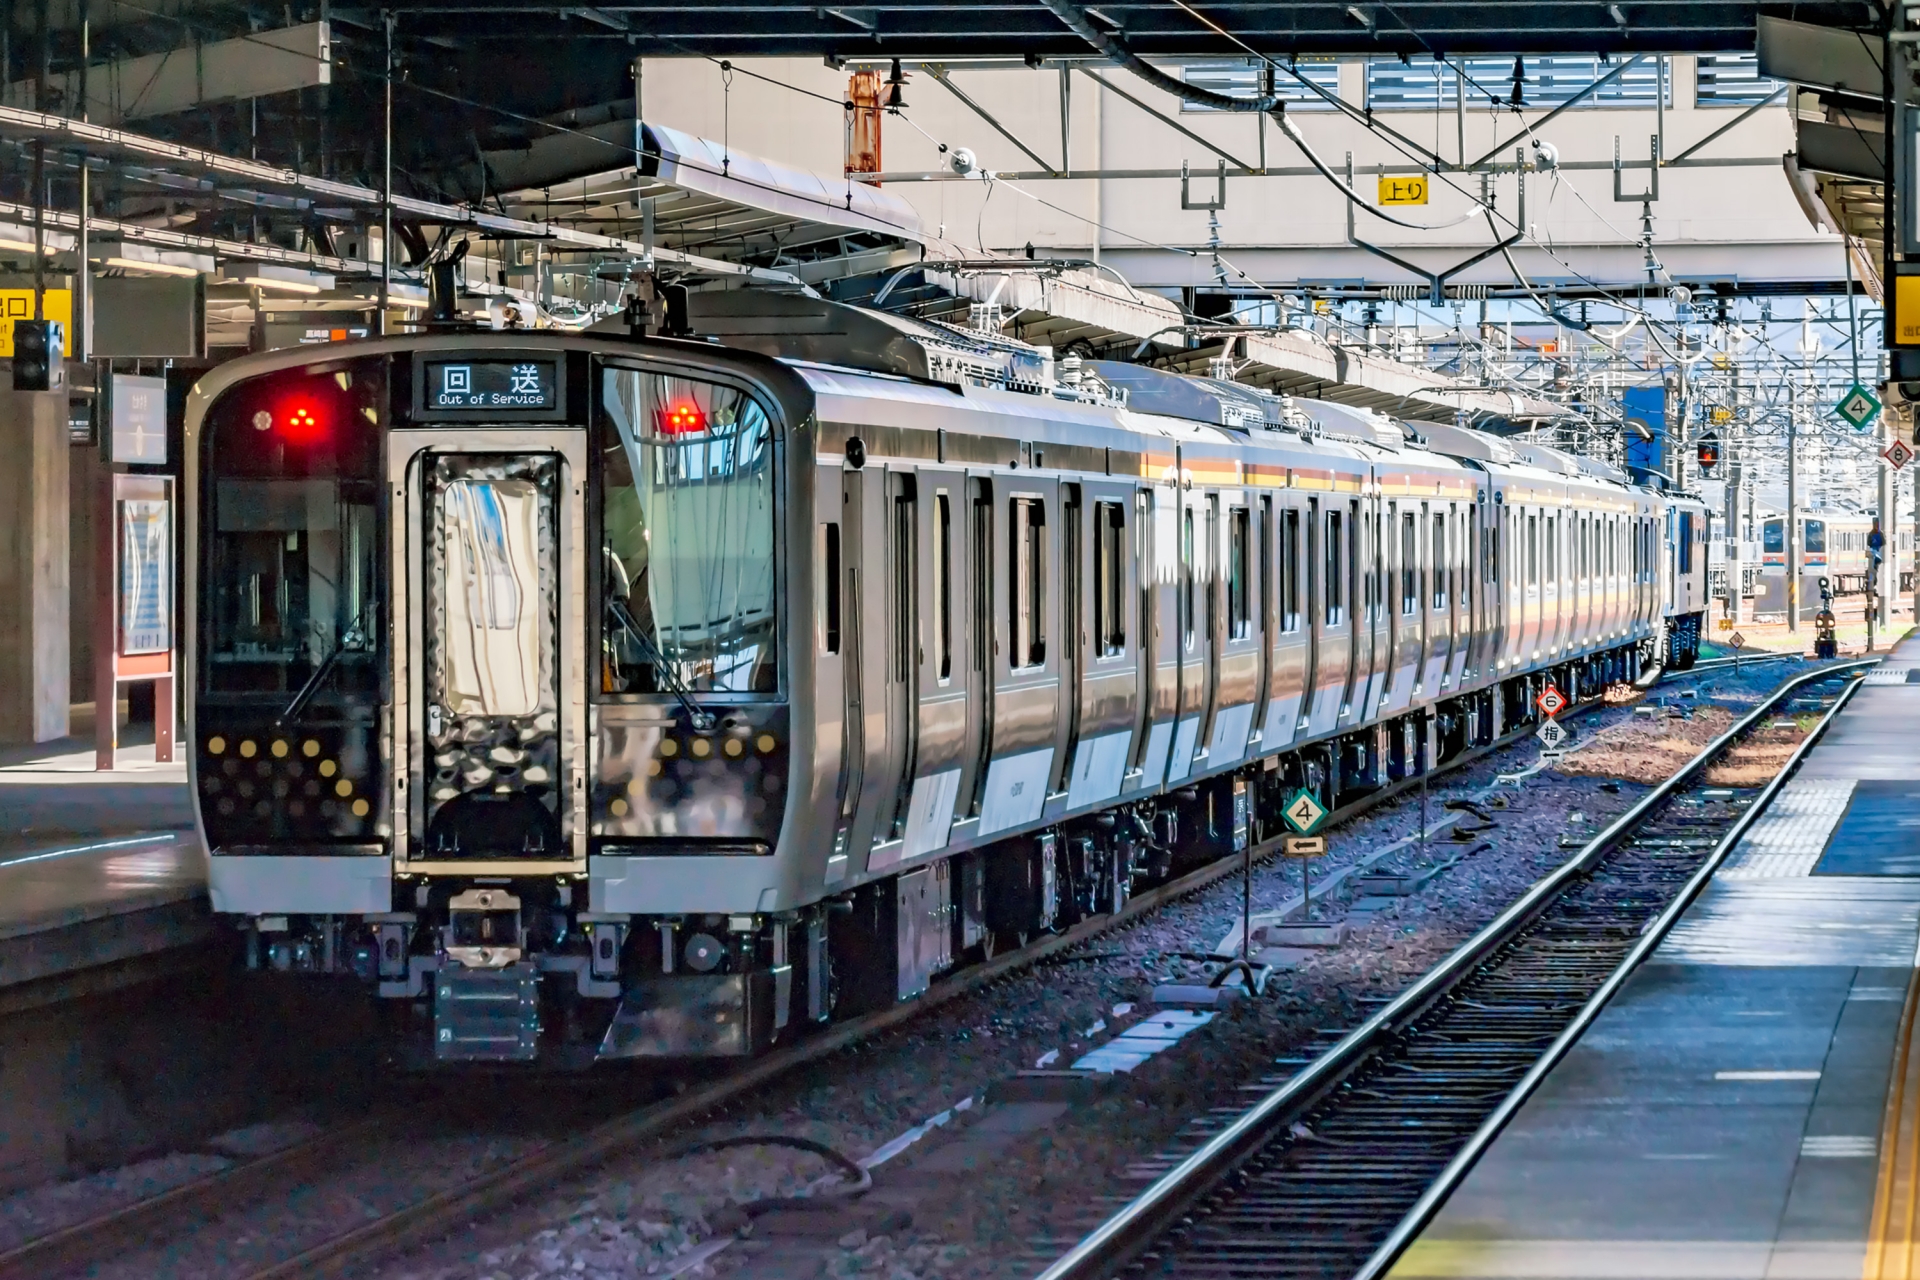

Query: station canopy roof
left=374, top=0, right=1875, bottom=58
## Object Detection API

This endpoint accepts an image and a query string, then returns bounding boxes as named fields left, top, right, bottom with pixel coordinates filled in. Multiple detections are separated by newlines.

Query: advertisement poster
left=120, top=498, right=171, bottom=655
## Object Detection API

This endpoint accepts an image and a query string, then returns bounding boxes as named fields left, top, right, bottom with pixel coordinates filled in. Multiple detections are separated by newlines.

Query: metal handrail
left=1034, top=657, right=1874, bottom=1280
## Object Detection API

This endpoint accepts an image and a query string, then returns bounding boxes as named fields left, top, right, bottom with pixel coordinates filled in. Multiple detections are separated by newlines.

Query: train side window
left=934, top=493, right=953, bottom=681
left=821, top=522, right=842, bottom=654
left=1228, top=506, right=1251, bottom=640
left=1093, top=500, right=1126, bottom=657
left=1432, top=511, right=1447, bottom=609
left=1528, top=515, right=1538, bottom=585
left=1281, top=508, right=1301, bottom=631
left=1010, top=497, right=1046, bottom=669
left=1325, top=510, right=1345, bottom=625
left=1400, top=511, right=1416, bottom=615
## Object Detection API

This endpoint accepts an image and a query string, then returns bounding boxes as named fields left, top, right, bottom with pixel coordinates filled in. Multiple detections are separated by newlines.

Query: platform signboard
left=1283, top=789, right=1328, bottom=835
left=1836, top=384, right=1882, bottom=430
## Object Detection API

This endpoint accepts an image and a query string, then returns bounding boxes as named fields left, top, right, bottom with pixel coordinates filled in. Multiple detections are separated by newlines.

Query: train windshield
left=1763, top=520, right=1783, bottom=553
left=600, top=367, right=778, bottom=695
left=199, top=366, right=384, bottom=700
left=1804, top=520, right=1826, bottom=553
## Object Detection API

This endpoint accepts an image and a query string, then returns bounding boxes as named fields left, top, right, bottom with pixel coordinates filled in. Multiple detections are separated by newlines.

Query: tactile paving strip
left=1716, top=778, right=1858, bottom=879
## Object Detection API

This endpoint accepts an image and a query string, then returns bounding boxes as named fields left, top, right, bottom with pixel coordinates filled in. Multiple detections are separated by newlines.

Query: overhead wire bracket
left=1345, top=156, right=1523, bottom=307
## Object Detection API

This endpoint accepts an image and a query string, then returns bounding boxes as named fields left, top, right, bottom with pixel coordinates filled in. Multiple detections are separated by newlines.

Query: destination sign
left=425, top=358, right=558, bottom=411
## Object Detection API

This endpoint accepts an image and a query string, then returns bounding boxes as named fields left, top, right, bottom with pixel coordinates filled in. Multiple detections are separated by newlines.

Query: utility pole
left=1725, top=330, right=1744, bottom=623
left=1787, top=381, right=1800, bottom=634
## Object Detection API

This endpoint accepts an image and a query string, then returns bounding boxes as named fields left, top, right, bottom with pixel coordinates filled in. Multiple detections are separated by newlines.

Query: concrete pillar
left=0, top=391, right=69, bottom=744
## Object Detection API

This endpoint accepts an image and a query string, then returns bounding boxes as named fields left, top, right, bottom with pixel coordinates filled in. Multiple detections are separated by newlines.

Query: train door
left=387, top=428, right=588, bottom=873
left=1207, top=491, right=1261, bottom=769
left=1266, top=496, right=1307, bottom=750
left=1168, top=486, right=1215, bottom=782
left=833, top=465, right=900, bottom=869
left=878, top=467, right=971, bottom=868
left=1386, top=501, right=1418, bottom=710
left=1066, top=481, right=1141, bottom=810
left=1127, top=481, right=1181, bottom=794
left=975, top=477, right=1062, bottom=838
left=1307, top=499, right=1356, bottom=735
left=1422, top=504, right=1449, bottom=693
left=1358, top=495, right=1388, bottom=720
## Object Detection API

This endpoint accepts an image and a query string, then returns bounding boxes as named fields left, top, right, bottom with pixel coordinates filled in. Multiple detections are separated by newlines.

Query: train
left=1754, top=508, right=1909, bottom=619
left=183, top=291, right=1709, bottom=1067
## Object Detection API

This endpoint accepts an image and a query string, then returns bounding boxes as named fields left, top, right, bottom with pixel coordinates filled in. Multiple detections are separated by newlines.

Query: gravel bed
left=0, top=661, right=1815, bottom=1279
left=364, top=659, right=1812, bottom=1280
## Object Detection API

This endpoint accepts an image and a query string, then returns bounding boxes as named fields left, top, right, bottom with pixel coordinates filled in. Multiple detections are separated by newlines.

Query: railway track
left=0, top=656, right=1819, bottom=1280
left=1033, top=658, right=1869, bottom=1280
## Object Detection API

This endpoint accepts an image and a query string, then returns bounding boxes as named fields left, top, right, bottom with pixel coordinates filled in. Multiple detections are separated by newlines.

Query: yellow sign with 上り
left=1378, top=174, right=1429, bottom=206
left=1897, top=276, right=1920, bottom=347
left=0, top=289, right=72, bottom=357
left=1709, top=405, right=1733, bottom=424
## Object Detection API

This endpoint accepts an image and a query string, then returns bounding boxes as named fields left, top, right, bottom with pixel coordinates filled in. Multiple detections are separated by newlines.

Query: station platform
left=1392, top=635, right=1920, bottom=1280
left=0, top=727, right=209, bottom=1008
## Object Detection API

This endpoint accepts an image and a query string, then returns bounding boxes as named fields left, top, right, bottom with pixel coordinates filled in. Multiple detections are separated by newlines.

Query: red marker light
left=658, top=401, right=707, bottom=435
left=276, top=400, right=327, bottom=445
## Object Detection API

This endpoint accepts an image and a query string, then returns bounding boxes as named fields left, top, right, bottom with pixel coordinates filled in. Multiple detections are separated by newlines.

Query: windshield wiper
left=607, top=597, right=716, bottom=731
left=276, top=615, right=369, bottom=729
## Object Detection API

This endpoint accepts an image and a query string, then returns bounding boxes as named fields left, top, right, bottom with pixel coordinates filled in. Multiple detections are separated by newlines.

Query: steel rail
left=0, top=658, right=1763, bottom=1279
left=1349, top=657, right=1868, bottom=1277
left=1033, top=657, right=1871, bottom=1280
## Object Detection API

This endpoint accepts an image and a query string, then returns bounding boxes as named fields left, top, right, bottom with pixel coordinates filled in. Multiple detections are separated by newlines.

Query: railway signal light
left=12, top=318, right=62, bottom=392
left=658, top=400, right=707, bottom=435
left=1696, top=435, right=1720, bottom=473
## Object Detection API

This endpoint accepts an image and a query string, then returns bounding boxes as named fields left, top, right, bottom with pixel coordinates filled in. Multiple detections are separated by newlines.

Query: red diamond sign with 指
left=1536, top=683, right=1567, bottom=718
left=1884, top=439, right=1914, bottom=471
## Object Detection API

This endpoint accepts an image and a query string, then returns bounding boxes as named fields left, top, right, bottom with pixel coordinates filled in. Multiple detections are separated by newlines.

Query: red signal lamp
left=275, top=399, right=328, bottom=445
left=658, top=401, right=707, bottom=435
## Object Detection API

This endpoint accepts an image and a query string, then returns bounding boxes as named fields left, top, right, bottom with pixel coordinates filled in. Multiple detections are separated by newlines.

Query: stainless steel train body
left=1756, top=509, right=1904, bottom=618
left=184, top=306, right=1706, bottom=1067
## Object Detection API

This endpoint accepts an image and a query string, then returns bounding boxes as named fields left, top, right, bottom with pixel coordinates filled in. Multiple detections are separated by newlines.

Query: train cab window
left=1325, top=510, right=1346, bottom=625
left=934, top=494, right=953, bottom=680
left=1400, top=512, right=1417, bottom=615
left=1432, top=512, right=1447, bottom=609
left=1763, top=520, right=1783, bottom=555
left=1804, top=520, right=1826, bottom=555
left=821, top=523, right=842, bottom=654
left=1280, top=508, right=1301, bottom=631
left=1678, top=512, right=1694, bottom=574
left=1228, top=506, right=1251, bottom=640
left=601, top=368, right=778, bottom=694
left=200, top=364, right=384, bottom=698
left=1093, top=500, right=1126, bottom=657
left=1011, top=497, right=1046, bottom=668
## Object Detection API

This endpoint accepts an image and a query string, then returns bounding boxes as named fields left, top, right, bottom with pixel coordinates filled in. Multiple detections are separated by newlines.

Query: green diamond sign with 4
left=1836, top=384, right=1882, bottom=431
left=1283, top=789, right=1328, bottom=835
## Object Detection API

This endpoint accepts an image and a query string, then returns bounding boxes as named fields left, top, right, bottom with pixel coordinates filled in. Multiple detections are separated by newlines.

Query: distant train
left=182, top=294, right=1710, bottom=1068
left=1755, top=509, right=1909, bottom=618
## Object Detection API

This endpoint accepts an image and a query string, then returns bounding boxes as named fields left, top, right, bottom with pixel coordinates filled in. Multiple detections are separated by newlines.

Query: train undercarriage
left=244, top=633, right=1667, bottom=1070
